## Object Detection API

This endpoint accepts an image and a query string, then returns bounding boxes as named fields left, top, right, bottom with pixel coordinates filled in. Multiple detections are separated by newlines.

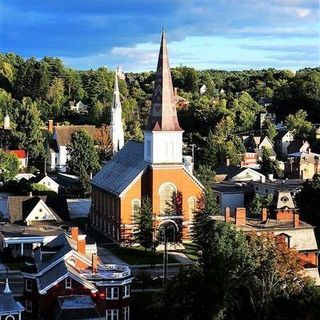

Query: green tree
left=285, top=109, right=315, bottom=140
left=134, top=197, right=154, bottom=250
left=0, top=150, right=19, bottom=182
left=11, top=97, right=45, bottom=160
left=249, top=193, right=273, bottom=215
left=67, top=129, right=100, bottom=176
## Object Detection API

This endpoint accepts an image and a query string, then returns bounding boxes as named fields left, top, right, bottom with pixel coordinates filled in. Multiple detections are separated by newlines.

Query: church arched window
left=131, top=199, right=141, bottom=223
left=188, top=197, right=197, bottom=221
left=159, top=183, right=177, bottom=215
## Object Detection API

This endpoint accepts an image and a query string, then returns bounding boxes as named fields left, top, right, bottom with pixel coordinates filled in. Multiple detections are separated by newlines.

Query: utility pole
left=162, top=228, right=168, bottom=285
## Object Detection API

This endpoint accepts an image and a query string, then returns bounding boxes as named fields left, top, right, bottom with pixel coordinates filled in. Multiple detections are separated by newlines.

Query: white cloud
left=296, top=8, right=311, bottom=17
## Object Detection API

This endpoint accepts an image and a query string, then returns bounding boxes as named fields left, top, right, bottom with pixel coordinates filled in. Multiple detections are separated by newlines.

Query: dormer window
left=65, top=278, right=72, bottom=289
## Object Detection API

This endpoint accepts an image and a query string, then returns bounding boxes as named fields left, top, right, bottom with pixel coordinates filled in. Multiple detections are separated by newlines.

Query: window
left=25, top=279, right=32, bottom=292
left=188, top=197, right=196, bottom=221
left=106, top=287, right=119, bottom=300
left=159, top=183, right=176, bottom=215
left=39, top=208, right=42, bottom=212
left=122, top=306, right=130, bottom=320
left=5, top=315, right=15, bottom=320
left=65, top=278, right=72, bottom=289
left=131, top=199, right=140, bottom=223
left=25, top=300, right=32, bottom=313
left=106, top=309, right=119, bottom=320
left=123, top=284, right=130, bottom=298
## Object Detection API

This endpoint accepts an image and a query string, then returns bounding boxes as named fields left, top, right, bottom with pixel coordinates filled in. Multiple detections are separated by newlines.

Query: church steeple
left=111, top=67, right=124, bottom=154
left=144, top=31, right=184, bottom=164
left=146, top=31, right=182, bottom=132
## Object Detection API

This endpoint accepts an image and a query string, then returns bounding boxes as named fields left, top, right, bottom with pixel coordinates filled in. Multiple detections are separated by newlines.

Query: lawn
left=109, top=245, right=177, bottom=265
left=183, top=242, right=201, bottom=261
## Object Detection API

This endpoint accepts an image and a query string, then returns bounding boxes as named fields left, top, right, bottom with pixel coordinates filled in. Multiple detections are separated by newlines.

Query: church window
left=122, top=306, right=130, bottom=320
left=5, top=316, right=15, bottom=320
left=25, top=279, right=32, bottom=292
left=147, top=140, right=151, bottom=157
left=106, top=287, right=119, bottom=300
left=159, top=183, right=177, bottom=215
left=188, top=197, right=197, bottom=221
left=65, top=278, right=72, bottom=289
left=106, top=309, right=119, bottom=320
left=131, top=199, right=141, bottom=223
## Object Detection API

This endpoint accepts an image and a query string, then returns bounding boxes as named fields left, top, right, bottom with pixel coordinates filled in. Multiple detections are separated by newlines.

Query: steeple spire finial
left=145, top=31, right=182, bottom=132
left=4, top=276, right=12, bottom=295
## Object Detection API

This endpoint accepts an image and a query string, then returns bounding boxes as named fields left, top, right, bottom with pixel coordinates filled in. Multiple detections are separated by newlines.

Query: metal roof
left=91, top=141, right=148, bottom=196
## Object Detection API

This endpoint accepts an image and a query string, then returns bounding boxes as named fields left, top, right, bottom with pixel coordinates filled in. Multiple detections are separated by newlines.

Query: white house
left=215, top=165, right=266, bottom=183
left=31, top=174, right=60, bottom=193
left=274, top=130, right=294, bottom=157
left=69, top=101, right=89, bottom=114
left=48, top=125, right=97, bottom=172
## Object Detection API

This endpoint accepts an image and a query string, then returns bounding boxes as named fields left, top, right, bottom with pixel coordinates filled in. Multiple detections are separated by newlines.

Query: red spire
left=146, top=31, right=183, bottom=131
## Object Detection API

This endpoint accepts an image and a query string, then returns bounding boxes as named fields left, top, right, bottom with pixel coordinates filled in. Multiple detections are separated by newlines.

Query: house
left=14, top=173, right=36, bottom=182
left=47, top=124, right=97, bottom=172
left=174, top=87, right=189, bottom=110
left=274, top=130, right=294, bottom=158
left=0, top=278, right=24, bottom=320
left=7, top=194, right=69, bottom=225
left=5, top=150, right=27, bottom=169
left=251, top=179, right=304, bottom=197
left=69, top=101, right=89, bottom=114
left=22, top=227, right=133, bottom=320
left=215, top=191, right=320, bottom=285
left=212, top=182, right=252, bottom=214
left=30, top=174, right=60, bottom=193
left=0, top=222, right=69, bottom=257
left=241, top=135, right=276, bottom=168
left=287, top=139, right=310, bottom=154
left=286, top=150, right=320, bottom=179
left=215, top=165, right=266, bottom=183
left=259, top=111, right=276, bottom=128
left=91, top=32, right=203, bottom=244
left=199, top=84, right=207, bottom=95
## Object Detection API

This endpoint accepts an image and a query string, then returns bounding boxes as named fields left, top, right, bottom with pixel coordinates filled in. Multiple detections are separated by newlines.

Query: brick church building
left=91, top=31, right=203, bottom=243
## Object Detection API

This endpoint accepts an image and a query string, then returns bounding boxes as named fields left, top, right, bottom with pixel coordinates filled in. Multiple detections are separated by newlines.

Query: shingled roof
left=92, top=140, right=148, bottom=196
left=54, top=125, right=97, bottom=146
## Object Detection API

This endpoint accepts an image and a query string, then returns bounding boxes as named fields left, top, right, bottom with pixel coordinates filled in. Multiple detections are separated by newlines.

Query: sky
left=0, top=0, right=319, bottom=72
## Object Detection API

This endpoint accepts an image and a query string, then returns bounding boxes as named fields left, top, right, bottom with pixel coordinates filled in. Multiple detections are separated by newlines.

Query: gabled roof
left=215, top=166, right=264, bottom=181
left=145, top=31, right=182, bottom=132
left=287, top=139, right=310, bottom=154
left=31, top=174, right=59, bottom=186
left=275, top=130, right=293, bottom=140
left=8, top=194, right=69, bottom=223
left=92, top=141, right=148, bottom=196
left=54, top=125, right=97, bottom=146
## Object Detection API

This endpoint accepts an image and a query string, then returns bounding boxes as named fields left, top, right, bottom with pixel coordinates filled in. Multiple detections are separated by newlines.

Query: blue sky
left=0, top=0, right=319, bottom=71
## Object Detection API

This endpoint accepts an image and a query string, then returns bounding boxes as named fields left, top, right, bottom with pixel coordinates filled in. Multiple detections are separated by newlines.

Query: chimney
left=77, top=235, right=86, bottom=255
left=92, top=253, right=98, bottom=274
left=235, top=208, right=246, bottom=226
left=3, top=114, right=10, bottom=130
left=293, top=212, right=300, bottom=228
left=71, top=227, right=79, bottom=242
left=261, top=208, right=268, bottom=222
left=48, top=120, right=54, bottom=133
left=226, top=158, right=230, bottom=166
left=225, top=207, right=231, bottom=223
left=173, top=87, right=178, bottom=96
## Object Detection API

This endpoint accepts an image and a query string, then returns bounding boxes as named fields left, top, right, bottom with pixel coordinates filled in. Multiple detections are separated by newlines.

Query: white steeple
left=111, top=68, right=124, bottom=154
left=3, top=278, right=12, bottom=294
left=144, top=31, right=184, bottom=164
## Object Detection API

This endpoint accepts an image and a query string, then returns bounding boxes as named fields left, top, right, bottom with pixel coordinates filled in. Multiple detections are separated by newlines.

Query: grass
left=108, top=245, right=177, bottom=265
left=183, top=242, right=201, bottom=261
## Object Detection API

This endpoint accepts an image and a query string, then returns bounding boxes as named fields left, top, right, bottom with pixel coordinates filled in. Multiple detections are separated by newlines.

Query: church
left=91, top=31, right=203, bottom=243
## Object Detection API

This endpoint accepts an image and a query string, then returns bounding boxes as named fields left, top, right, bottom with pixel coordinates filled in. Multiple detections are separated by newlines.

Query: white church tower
left=144, top=31, right=184, bottom=164
left=111, top=68, right=124, bottom=154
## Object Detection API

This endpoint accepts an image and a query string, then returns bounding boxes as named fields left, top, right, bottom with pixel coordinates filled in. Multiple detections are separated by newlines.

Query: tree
left=249, top=194, right=273, bottom=215
left=72, top=166, right=92, bottom=197
left=0, top=150, right=19, bottom=182
left=259, top=148, right=282, bottom=178
left=134, top=197, right=154, bottom=250
left=95, top=124, right=112, bottom=160
left=67, top=129, right=100, bottom=176
left=298, top=174, right=320, bottom=225
left=285, top=109, right=315, bottom=140
left=11, top=97, right=45, bottom=161
left=264, top=118, right=277, bottom=142
left=195, top=165, right=215, bottom=189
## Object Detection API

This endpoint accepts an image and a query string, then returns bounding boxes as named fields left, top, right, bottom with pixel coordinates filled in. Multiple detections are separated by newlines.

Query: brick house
left=22, top=227, right=133, bottom=320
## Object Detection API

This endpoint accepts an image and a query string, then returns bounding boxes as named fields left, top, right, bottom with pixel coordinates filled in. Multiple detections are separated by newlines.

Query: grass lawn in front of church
left=109, top=245, right=177, bottom=266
